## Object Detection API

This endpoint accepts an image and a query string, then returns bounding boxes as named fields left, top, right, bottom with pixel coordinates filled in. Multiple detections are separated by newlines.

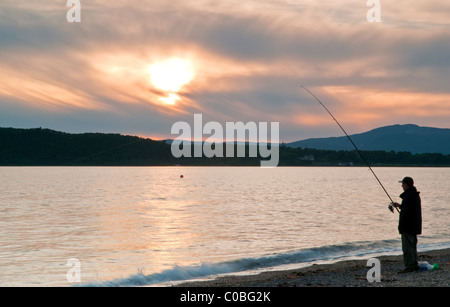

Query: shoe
left=398, top=266, right=420, bottom=274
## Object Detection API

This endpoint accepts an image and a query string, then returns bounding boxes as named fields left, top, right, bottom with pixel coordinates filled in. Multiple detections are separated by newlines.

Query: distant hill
left=0, top=127, right=173, bottom=166
left=1, top=126, right=450, bottom=166
left=0, top=127, right=265, bottom=166
left=287, top=124, right=450, bottom=154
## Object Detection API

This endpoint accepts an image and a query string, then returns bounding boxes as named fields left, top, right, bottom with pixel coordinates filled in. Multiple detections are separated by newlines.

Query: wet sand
left=175, top=248, right=449, bottom=287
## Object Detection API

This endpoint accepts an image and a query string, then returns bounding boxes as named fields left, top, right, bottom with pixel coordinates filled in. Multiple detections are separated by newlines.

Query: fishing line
left=301, top=85, right=399, bottom=213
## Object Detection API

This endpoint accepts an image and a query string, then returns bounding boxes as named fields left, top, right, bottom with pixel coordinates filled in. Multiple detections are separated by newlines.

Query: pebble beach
left=175, top=248, right=449, bottom=287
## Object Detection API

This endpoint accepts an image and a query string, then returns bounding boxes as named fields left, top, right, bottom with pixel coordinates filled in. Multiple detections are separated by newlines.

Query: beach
left=175, top=248, right=449, bottom=287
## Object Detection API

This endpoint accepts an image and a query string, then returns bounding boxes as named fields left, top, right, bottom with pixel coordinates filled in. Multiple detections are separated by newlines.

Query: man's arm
left=392, top=202, right=402, bottom=209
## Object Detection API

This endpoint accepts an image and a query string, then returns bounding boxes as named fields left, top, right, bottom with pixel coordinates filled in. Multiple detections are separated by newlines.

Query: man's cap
left=399, top=177, right=414, bottom=186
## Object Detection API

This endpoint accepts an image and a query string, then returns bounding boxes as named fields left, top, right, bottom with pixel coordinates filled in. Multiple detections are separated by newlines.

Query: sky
left=1, top=0, right=449, bottom=142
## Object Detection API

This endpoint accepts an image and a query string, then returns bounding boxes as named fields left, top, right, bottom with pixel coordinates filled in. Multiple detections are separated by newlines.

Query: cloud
left=0, top=0, right=449, bottom=141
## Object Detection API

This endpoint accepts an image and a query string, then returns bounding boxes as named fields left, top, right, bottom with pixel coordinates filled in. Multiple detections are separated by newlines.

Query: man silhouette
left=392, top=177, right=422, bottom=273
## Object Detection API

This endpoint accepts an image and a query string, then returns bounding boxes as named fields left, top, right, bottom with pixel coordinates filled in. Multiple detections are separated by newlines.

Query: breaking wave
left=78, top=239, right=448, bottom=287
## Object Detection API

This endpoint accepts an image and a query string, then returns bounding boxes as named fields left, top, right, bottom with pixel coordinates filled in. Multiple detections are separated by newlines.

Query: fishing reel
left=388, top=204, right=394, bottom=213
left=389, top=202, right=400, bottom=213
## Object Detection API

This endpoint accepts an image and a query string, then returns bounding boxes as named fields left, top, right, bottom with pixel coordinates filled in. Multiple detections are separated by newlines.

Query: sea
left=0, top=167, right=448, bottom=287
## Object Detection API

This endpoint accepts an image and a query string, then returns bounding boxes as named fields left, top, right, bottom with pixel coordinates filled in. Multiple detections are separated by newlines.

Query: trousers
left=401, top=233, right=418, bottom=269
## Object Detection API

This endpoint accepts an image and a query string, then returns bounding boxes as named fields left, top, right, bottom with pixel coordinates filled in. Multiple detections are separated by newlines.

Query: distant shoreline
left=173, top=248, right=449, bottom=287
left=2, top=127, right=450, bottom=167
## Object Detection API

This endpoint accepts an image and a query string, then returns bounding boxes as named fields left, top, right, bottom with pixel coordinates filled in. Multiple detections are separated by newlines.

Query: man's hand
left=389, top=202, right=400, bottom=213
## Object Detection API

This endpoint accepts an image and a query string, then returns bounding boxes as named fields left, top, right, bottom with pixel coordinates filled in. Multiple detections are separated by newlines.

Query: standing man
left=392, top=177, right=422, bottom=273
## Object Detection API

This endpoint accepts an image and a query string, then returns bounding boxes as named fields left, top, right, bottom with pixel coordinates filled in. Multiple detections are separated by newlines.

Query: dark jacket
left=398, top=186, right=422, bottom=235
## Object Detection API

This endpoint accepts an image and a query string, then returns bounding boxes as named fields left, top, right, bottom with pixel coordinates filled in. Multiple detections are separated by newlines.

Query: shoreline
left=174, top=248, right=449, bottom=287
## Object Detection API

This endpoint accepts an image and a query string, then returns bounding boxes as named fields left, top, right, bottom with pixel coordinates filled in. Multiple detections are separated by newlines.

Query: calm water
left=0, top=167, right=448, bottom=286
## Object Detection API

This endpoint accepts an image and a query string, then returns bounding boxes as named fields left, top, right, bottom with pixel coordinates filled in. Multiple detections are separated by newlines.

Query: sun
left=159, top=93, right=180, bottom=105
left=147, top=58, right=195, bottom=93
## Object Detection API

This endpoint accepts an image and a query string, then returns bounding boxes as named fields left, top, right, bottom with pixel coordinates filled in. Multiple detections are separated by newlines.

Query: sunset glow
left=159, top=93, right=180, bottom=105
left=0, top=0, right=448, bottom=140
left=147, top=59, right=195, bottom=93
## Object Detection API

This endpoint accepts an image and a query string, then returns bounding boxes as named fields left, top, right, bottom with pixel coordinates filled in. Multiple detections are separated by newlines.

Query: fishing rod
left=300, top=85, right=399, bottom=214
